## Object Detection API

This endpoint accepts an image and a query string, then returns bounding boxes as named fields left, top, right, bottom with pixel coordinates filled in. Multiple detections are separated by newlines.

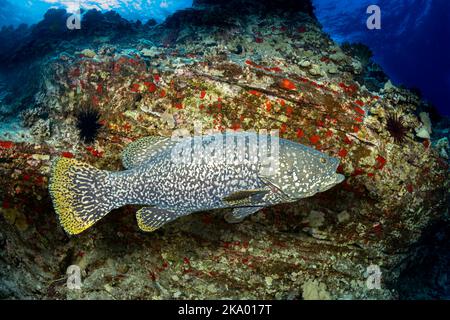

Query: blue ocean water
left=313, top=0, right=450, bottom=116
left=1, top=0, right=448, bottom=115
left=0, top=0, right=194, bottom=25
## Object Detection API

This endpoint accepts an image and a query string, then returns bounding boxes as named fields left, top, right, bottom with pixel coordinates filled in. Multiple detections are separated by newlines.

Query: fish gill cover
left=0, top=0, right=194, bottom=26
left=0, top=0, right=449, bottom=300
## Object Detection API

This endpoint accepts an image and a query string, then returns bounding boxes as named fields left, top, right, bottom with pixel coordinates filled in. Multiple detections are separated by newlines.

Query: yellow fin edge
left=136, top=209, right=159, bottom=232
left=49, top=157, right=96, bottom=235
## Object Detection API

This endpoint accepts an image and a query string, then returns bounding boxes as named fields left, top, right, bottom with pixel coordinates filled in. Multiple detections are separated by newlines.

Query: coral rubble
left=0, top=0, right=448, bottom=300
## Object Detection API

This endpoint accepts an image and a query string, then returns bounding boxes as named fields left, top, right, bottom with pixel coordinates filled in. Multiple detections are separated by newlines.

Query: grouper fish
left=49, top=132, right=345, bottom=235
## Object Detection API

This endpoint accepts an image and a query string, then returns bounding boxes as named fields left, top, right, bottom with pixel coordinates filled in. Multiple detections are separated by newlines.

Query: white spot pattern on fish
left=48, top=132, right=344, bottom=235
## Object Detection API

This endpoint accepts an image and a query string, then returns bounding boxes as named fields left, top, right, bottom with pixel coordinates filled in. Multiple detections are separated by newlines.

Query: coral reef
left=0, top=0, right=448, bottom=300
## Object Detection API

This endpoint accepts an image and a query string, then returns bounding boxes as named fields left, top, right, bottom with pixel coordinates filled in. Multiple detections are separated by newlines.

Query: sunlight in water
left=4, top=0, right=194, bottom=24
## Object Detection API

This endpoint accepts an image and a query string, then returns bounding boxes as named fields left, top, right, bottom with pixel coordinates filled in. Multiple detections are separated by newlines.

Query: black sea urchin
left=386, top=113, right=408, bottom=144
left=76, top=106, right=103, bottom=144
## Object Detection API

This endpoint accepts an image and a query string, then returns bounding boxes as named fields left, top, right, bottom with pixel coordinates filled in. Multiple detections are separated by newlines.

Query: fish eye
left=320, top=158, right=327, bottom=164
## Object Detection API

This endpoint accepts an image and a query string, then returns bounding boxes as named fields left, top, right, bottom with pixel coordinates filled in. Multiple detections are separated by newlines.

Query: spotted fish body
left=49, top=133, right=344, bottom=235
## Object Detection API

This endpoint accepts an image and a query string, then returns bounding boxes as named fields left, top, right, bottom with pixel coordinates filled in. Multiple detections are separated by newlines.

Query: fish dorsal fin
left=222, top=189, right=269, bottom=206
left=122, top=136, right=174, bottom=169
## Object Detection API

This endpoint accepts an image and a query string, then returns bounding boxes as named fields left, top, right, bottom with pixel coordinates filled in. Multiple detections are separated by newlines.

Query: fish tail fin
left=49, top=157, right=115, bottom=235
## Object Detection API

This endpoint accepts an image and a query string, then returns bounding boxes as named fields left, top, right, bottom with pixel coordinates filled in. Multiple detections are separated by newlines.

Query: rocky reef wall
left=0, top=0, right=448, bottom=299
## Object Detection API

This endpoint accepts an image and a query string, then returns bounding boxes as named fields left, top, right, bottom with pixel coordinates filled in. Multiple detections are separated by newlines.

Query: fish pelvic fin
left=49, top=157, right=114, bottom=235
left=136, top=207, right=180, bottom=232
left=224, top=206, right=265, bottom=224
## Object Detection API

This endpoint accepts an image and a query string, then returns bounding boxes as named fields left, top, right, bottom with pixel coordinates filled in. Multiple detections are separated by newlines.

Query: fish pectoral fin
left=222, top=189, right=270, bottom=206
left=224, top=206, right=265, bottom=224
left=136, top=207, right=179, bottom=232
left=122, top=136, right=174, bottom=169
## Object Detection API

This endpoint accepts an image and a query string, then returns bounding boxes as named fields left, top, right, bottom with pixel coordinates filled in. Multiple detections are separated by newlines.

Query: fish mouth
left=321, top=173, right=345, bottom=192
left=334, top=173, right=345, bottom=184
left=329, top=173, right=345, bottom=187
left=329, top=159, right=344, bottom=185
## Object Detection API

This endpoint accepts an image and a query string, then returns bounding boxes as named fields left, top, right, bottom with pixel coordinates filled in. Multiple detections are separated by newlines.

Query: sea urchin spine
left=386, top=112, right=408, bottom=144
left=76, top=105, right=103, bottom=144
